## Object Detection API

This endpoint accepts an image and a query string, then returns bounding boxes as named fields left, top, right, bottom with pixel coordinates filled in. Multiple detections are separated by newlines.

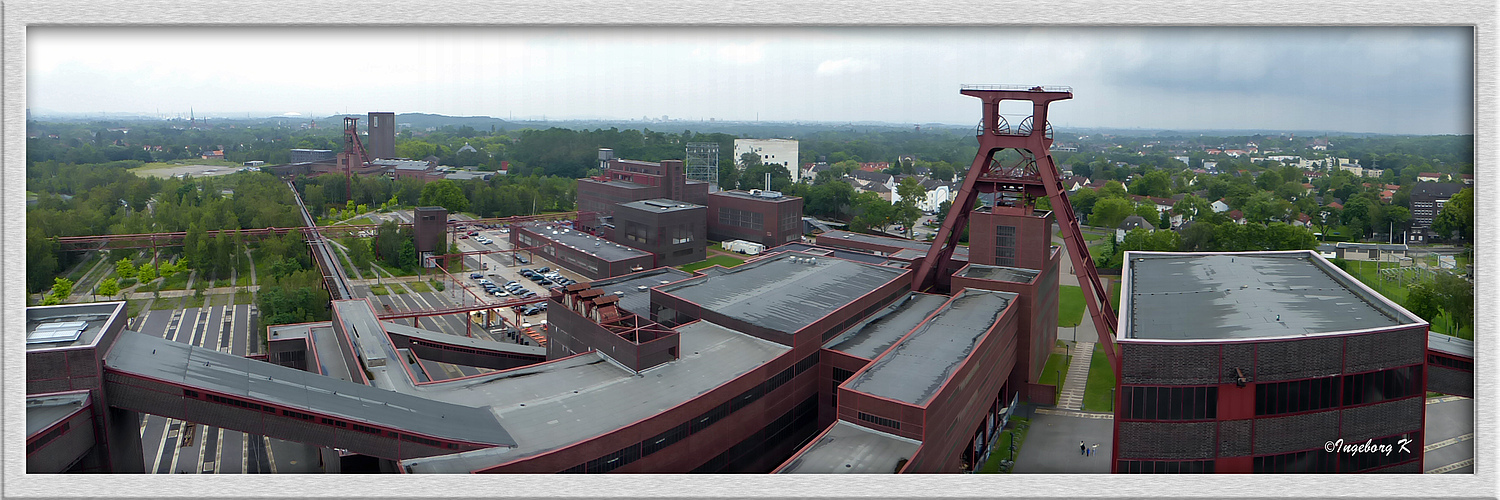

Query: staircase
left=1056, top=342, right=1095, bottom=410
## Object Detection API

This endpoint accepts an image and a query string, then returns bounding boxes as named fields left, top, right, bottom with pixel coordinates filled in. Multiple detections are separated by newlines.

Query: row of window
left=186, top=388, right=464, bottom=450
left=691, top=395, right=820, bottom=473
left=557, top=351, right=819, bottom=473
left=1429, top=354, right=1473, bottom=372
left=1122, top=365, right=1424, bottom=421
left=1120, top=386, right=1219, bottom=421
left=1256, top=376, right=1339, bottom=416
left=409, top=338, right=547, bottom=361
left=718, top=208, right=765, bottom=230
left=26, top=422, right=71, bottom=455
left=1117, top=459, right=1215, bottom=474
left=995, top=226, right=1016, bottom=267
left=858, top=412, right=902, bottom=430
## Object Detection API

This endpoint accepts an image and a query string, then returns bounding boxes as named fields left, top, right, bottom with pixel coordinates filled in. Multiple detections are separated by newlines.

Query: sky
left=28, top=26, right=1474, bottom=135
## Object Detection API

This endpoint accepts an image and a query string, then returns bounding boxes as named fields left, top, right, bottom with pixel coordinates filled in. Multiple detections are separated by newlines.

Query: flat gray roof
left=824, top=293, right=949, bottom=360
left=819, top=231, right=969, bottom=260
left=578, top=178, right=652, bottom=191
left=773, top=243, right=894, bottom=266
left=27, top=391, right=91, bottom=436
left=25, top=302, right=125, bottom=351
left=617, top=198, right=704, bottom=213
left=518, top=222, right=651, bottom=262
left=844, top=288, right=1015, bottom=406
left=1428, top=331, right=1473, bottom=358
left=399, top=320, right=789, bottom=472
left=586, top=267, right=696, bottom=317
left=776, top=421, right=922, bottom=474
left=384, top=321, right=546, bottom=357
left=957, top=264, right=1040, bottom=283
left=103, top=330, right=516, bottom=446
left=712, top=189, right=800, bottom=202
left=335, top=300, right=392, bottom=368
left=1123, top=252, right=1420, bottom=341
left=659, top=252, right=909, bottom=335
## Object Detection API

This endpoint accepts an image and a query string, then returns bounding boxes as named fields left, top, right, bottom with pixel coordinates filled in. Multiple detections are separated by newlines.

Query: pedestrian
left=1091, top=444, right=1099, bottom=457
left=1080, top=440, right=1086, bottom=455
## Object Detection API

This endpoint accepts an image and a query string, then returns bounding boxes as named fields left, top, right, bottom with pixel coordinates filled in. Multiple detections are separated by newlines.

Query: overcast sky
left=28, top=26, right=1472, bottom=135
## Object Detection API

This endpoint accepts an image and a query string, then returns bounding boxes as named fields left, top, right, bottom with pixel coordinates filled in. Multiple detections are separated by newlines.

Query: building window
left=1253, top=449, right=1337, bottom=473
left=857, top=412, right=901, bottom=430
left=718, top=207, right=764, bottom=230
left=1255, top=376, right=1340, bottom=416
left=1336, top=432, right=1420, bottom=472
left=1342, top=365, right=1421, bottom=406
left=671, top=225, right=693, bottom=244
left=1118, top=460, right=1215, bottom=474
left=1121, top=386, right=1218, bottom=420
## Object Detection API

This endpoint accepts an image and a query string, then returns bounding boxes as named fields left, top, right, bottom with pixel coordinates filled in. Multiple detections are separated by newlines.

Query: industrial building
left=609, top=199, right=707, bottom=268
left=508, top=220, right=655, bottom=280
left=366, top=112, right=397, bottom=160
left=412, top=206, right=447, bottom=257
left=706, top=189, right=805, bottom=248
left=1112, top=251, right=1435, bottom=473
left=734, top=138, right=800, bottom=181
left=575, top=150, right=711, bottom=232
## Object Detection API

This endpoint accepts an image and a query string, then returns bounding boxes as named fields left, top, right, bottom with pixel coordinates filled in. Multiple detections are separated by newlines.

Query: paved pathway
left=1012, top=408, right=1114, bottom=474
left=1423, top=396, right=1474, bottom=474
left=1055, top=342, right=1095, bottom=410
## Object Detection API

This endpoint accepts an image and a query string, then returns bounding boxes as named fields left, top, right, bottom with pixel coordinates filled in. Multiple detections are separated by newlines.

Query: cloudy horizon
left=28, top=26, right=1473, bottom=135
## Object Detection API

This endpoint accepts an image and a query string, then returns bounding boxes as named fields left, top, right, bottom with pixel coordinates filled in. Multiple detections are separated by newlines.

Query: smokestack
left=764, top=172, right=772, bottom=191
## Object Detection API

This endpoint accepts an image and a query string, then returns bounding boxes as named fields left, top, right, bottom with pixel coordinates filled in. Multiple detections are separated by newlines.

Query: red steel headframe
left=912, top=84, right=1119, bottom=373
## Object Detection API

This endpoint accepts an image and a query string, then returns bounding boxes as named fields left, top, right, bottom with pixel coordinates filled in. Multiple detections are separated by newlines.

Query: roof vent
left=614, top=291, right=625, bottom=297
left=28, top=321, right=87, bottom=345
left=637, top=285, right=648, bottom=292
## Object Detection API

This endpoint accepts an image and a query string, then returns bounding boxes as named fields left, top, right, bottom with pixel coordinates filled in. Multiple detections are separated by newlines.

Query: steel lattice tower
left=913, top=84, right=1119, bottom=373
left=685, top=142, right=720, bottom=192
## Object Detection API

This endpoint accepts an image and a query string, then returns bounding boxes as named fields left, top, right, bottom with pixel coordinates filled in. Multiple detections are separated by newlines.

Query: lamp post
left=1110, top=388, right=1115, bottom=411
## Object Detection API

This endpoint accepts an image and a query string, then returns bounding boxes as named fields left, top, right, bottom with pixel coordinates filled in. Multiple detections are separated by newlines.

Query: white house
left=1211, top=199, right=1231, bottom=213
left=734, top=138, right=800, bottom=180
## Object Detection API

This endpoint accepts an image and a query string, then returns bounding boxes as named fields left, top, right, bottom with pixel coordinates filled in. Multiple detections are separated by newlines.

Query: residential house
left=1116, top=215, right=1153, bottom=242
left=1417, top=172, right=1441, bottom=182
left=1211, top=199, right=1231, bottom=213
left=1227, top=210, right=1246, bottom=225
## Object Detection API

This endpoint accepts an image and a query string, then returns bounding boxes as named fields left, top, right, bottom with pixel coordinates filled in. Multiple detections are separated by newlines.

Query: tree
left=1090, top=198, right=1134, bottom=228
left=1404, top=282, right=1443, bottom=324
left=398, top=240, right=419, bottom=270
left=1129, top=170, right=1172, bottom=198
left=739, top=151, right=763, bottom=170
left=138, top=262, right=157, bottom=283
left=1431, top=188, right=1472, bottom=242
left=1430, top=272, right=1473, bottom=335
left=1133, top=203, right=1161, bottom=228
left=1099, top=180, right=1128, bottom=199
left=1172, top=194, right=1212, bottom=221
left=418, top=180, right=470, bottom=214
left=116, top=258, right=137, bottom=279
left=894, top=177, right=925, bottom=237
left=98, top=277, right=120, bottom=300
left=51, top=277, right=75, bottom=299
left=1067, top=188, right=1100, bottom=222
left=346, top=238, right=374, bottom=270
left=929, top=162, right=957, bottom=183
left=1254, top=169, right=1283, bottom=192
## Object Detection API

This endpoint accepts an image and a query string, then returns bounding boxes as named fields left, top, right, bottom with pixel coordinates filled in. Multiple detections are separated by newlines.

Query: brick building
left=509, top=221, right=655, bottom=280
left=1408, top=182, right=1464, bottom=243
left=610, top=199, right=707, bottom=268
left=706, top=190, right=804, bottom=248
left=576, top=153, right=710, bottom=233
left=1113, top=251, right=1430, bottom=473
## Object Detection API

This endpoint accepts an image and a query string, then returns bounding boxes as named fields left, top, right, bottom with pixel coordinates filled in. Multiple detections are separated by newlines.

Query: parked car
left=459, top=234, right=468, bottom=239
left=493, top=290, right=509, bottom=297
left=477, top=279, right=491, bottom=285
left=469, top=273, right=482, bottom=279
left=514, top=255, right=529, bottom=264
left=538, top=267, right=551, bottom=273
left=537, top=279, right=554, bottom=286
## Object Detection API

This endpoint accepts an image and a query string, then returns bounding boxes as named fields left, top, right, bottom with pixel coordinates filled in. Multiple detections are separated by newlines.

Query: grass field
left=408, top=281, right=433, bottom=293
left=1341, top=260, right=1472, bottom=339
left=1056, top=229, right=1108, bottom=243
left=1038, top=352, right=1069, bottom=404
left=64, top=251, right=103, bottom=284
left=235, top=252, right=253, bottom=286
left=1109, top=280, right=1121, bottom=314
left=161, top=270, right=191, bottom=290
left=1081, top=344, right=1118, bottom=413
left=1058, top=285, right=1085, bottom=328
left=234, top=288, right=255, bottom=305
left=150, top=296, right=185, bottom=310
left=126, top=299, right=146, bottom=319
left=679, top=255, right=746, bottom=273
left=978, top=417, right=1031, bottom=473
left=369, top=284, right=390, bottom=296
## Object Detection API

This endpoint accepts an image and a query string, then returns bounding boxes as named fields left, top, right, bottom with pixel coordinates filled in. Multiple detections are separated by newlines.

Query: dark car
left=469, top=273, right=482, bottom=279
left=523, top=307, right=543, bottom=316
left=537, top=279, right=554, bottom=286
left=514, top=255, right=529, bottom=264
left=538, top=267, right=551, bottom=273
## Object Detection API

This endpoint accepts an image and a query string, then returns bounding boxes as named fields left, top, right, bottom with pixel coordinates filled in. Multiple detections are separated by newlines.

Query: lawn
left=1058, top=285, right=1085, bottom=328
left=408, top=281, right=433, bottom=293
left=235, top=252, right=253, bottom=286
left=706, top=241, right=724, bottom=252
left=126, top=299, right=146, bottom=319
left=1081, top=343, right=1118, bottom=413
left=373, top=263, right=421, bottom=277
left=678, top=255, right=746, bottom=273
left=160, top=270, right=192, bottom=290
left=978, top=417, right=1030, bottom=473
left=1038, top=352, right=1069, bottom=403
left=150, top=296, right=185, bottom=310
left=210, top=293, right=232, bottom=307
left=234, top=288, right=255, bottom=305
left=368, top=284, right=390, bottom=296
left=64, top=252, right=103, bottom=283
left=1055, top=229, right=1107, bottom=243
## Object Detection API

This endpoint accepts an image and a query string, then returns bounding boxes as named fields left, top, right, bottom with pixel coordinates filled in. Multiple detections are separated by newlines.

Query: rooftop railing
left=960, top=84, right=1073, bottom=93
